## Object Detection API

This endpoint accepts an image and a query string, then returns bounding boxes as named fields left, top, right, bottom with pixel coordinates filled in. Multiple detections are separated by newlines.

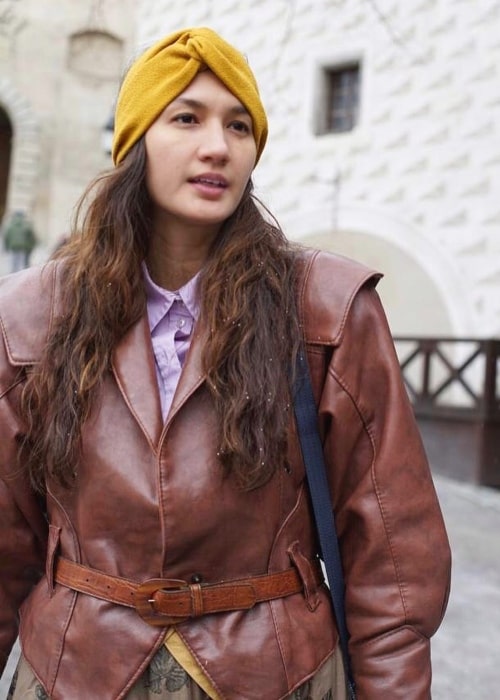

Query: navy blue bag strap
left=293, top=350, right=356, bottom=700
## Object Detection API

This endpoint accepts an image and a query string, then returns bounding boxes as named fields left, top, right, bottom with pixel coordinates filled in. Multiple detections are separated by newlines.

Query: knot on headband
left=112, top=27, right=268, bottom=165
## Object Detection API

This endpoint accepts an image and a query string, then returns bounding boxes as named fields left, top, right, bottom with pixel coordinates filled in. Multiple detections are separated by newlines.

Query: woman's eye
left=229, top=120, right=251, bottom=134
left=174, top=113, right=197, bottom=124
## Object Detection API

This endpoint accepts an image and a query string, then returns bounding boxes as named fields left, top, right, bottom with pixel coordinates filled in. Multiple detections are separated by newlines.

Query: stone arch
left=0, top=78, right=40, bottom=222
left=285, top=204, right=475, bottom=337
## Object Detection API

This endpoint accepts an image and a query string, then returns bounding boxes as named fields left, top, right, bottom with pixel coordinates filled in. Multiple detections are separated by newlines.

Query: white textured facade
left=137, top=0, right=500, bottom=337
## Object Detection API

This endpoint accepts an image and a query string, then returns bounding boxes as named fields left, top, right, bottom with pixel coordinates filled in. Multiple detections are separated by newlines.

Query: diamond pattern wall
left=136, top=0, right=500, bottom=335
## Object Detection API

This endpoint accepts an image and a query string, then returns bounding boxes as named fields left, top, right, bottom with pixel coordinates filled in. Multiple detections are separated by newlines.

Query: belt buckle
left=135, top=578, right=190, bottom=627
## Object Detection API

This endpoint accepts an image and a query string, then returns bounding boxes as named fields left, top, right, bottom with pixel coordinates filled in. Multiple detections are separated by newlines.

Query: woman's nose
left=198, top=122, right=230, bottom=162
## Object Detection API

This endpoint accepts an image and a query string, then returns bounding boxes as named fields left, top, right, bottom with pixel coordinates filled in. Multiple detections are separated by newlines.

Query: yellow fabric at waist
left=165, top=628, right=222, bottom=700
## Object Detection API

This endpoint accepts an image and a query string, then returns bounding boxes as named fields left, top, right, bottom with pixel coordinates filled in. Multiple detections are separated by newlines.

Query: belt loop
left=190, top=583, right=204, bottom=617
left=287, top=541, right=321, bottom=612
left=46, top=525, right=62, bottom=596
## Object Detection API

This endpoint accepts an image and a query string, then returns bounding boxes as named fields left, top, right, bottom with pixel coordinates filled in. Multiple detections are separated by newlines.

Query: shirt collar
left=142, top=261, right=201, bottom=333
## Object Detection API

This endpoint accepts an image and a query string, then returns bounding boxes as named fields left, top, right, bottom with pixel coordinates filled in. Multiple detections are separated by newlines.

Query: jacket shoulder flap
left=298, top=248, right=382, bottom=346
left=0, top=261, right=59, bottom=365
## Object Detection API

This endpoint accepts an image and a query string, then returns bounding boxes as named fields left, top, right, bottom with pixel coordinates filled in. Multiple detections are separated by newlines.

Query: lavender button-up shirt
left=143, top=263, right=200, bottom=420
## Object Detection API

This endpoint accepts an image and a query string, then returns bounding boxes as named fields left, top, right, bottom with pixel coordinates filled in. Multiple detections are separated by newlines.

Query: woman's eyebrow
left=172, top=97, right=205, bottom=109
left=171, top=97, right=250, bottom=116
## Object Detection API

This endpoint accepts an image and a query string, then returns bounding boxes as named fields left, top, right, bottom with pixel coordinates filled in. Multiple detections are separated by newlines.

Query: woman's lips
left=189, top=174, right=228, bottom=196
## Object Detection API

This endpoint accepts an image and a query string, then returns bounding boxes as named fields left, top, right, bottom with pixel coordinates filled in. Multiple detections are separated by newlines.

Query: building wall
left=0, top=0, right=136, bottom=251
left=137, top=0, right=500, bottom=337
left=2, top=0, right=497, bottom=337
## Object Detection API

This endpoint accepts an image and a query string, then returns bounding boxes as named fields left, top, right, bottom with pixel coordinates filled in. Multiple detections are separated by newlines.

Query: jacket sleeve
left=0, top=346, right=47, bottom=674
left=318, top=285, right=451, bottom=699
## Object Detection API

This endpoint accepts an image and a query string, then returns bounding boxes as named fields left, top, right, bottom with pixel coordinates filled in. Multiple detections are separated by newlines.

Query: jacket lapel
left=111, top=313, right=163, bottom=449
left=165, top=319, right=209, bottom=427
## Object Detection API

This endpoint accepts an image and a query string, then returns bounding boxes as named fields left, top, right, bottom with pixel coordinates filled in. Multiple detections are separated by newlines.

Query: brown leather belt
left=54, top=556, right=323, bottom=627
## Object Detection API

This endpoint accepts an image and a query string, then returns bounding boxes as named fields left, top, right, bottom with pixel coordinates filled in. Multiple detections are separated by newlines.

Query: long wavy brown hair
left=21, top=139, right=302, bottom=492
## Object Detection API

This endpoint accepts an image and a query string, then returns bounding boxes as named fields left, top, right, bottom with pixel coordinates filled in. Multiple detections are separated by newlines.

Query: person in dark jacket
left=2, top=210, right=37, bottom=272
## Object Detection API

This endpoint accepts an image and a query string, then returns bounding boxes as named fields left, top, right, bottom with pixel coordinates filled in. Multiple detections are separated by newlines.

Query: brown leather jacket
left=0, top=249, right=451, bottom=700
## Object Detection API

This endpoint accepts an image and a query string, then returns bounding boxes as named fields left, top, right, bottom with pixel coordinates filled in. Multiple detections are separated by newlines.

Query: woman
left=0, top=27, right=450, bottom=700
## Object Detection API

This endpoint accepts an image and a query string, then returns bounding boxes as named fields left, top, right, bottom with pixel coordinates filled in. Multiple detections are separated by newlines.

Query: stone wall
left=0, top=0, right=136, bottom=250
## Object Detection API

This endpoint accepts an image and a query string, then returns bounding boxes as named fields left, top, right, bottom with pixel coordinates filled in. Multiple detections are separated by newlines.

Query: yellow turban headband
left=112, top=27, right=268, bottom=166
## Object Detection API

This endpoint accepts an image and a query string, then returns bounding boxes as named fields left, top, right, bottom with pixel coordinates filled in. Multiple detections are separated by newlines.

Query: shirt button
left=176, top=319, right=186, bottom=329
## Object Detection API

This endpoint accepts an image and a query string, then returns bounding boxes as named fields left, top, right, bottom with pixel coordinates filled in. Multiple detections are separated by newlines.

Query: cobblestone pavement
left=1, top=474, right=499, bottom=698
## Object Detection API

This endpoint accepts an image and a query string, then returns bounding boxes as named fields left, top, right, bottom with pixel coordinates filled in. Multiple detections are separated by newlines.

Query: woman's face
left=144, top=70, right=257, bottom=239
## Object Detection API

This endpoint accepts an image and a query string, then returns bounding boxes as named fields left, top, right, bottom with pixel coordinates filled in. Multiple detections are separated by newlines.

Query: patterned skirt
left=8, top=643, right=346, bottom=700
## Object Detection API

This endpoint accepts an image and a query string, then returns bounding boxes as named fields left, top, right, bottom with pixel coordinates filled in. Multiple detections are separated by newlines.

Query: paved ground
left=431, top=476, right=500, bottom=699
left=1, top=473, right=499, bottom=698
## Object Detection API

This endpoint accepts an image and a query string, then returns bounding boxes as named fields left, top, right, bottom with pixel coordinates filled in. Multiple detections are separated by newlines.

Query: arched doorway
left=0, top=106, right=13, bottom=223
left=303, top=228, right=452, bottom=336
left=285, top=204, right=475, bottom=337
